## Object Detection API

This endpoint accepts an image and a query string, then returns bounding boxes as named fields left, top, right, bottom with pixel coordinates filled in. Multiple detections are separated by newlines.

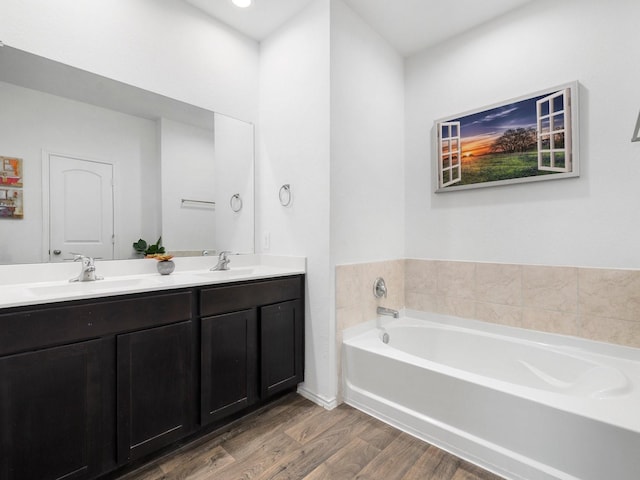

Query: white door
left=49, top=154, right=114, bottom=262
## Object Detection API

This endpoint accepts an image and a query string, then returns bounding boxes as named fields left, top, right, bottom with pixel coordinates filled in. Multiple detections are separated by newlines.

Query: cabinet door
left=0, top=339, right=106, bottom=480
left=117, top=321, right=193, bottom=463
left=260, top=299, right=304, bottom=398
left=201, top=309, right=257, bottom=425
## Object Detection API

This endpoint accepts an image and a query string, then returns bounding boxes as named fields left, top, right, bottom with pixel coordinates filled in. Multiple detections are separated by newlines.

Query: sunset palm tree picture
left=435, top=82, right=578, bottom=192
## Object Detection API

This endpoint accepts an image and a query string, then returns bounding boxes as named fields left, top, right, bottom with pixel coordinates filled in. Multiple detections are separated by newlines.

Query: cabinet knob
left=53, top=249, right=62, bottom=255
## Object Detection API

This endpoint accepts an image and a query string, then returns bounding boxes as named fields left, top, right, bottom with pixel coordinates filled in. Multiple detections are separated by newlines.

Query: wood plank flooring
left=118, top=393, right=504, bottom=480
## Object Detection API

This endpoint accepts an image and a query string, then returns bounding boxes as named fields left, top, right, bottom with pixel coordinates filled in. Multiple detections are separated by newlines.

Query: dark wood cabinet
left=0, top=274, right=304, bottom=480
left=201, top=309, right=257, bottom=424
left=261, top=299, right=304, bottom=398
left=0, top=339, right=108, bottom=480
left=199, top=275, right=305, bottom=416
left=116, top=321, right=193, bottom=463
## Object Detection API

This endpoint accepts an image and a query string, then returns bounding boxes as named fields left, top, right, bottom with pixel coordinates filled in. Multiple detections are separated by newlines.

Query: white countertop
left=0, top=254, right=306, bottom=309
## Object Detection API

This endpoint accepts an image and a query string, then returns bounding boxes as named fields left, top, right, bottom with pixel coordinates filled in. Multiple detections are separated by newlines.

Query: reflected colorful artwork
left=0, top=157, right=24, bottom=218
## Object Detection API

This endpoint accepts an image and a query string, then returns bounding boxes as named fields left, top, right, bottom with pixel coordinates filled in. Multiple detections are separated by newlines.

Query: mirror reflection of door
left=48, top=154, right=114, bottom=262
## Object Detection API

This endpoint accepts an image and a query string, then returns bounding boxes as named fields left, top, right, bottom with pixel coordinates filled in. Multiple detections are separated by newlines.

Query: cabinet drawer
left=199, top=276, right=303, bottom=317
left=0, top=291, right=193, bottom=356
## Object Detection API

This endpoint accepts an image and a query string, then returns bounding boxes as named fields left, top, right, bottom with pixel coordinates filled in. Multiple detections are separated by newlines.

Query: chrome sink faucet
left=69, top=255, right=103, bottom=282
left=210, top=251, right=232, bottom=271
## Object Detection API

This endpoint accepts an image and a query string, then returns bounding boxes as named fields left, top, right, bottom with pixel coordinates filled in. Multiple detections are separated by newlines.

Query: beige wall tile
left=581, top=315, right=640, bottom=349
left=475, top=302, right=522, bottom=328
left=405, top=259, right=437, bottom=293
left=336, top=306, right=365, bottom=333
left=579, top=268, right=640, bottom=322
left=336, top=260, right=404, bottom=334
left=522, top=308, right=578, bottom=336
left=362, top=260, right=404, bottom=318
left=436, top=296, right=476, bottom=319
left=382, top=259, right=405, bottom=308
left=437, top=261, right=476, bottom=301
left=335, top=264, right=362, bottom=309
left=335, top=259, right=404, bottom=402
left=522, top=265, right=578, bottom=313
left=355, top=262, right=378, bottom=317
left=476, top=263, right=522, bottom=306
left=337, top=259, right=640, bottom=352
left=405, top=291, right=437, bottom=312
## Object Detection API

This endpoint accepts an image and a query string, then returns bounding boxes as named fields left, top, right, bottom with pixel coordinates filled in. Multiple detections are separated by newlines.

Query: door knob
left=53, top=249, right=62, bottom=255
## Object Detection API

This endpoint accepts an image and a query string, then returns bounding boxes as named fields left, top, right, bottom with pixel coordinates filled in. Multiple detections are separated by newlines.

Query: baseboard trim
left=297, top=385, right=338, bottom=410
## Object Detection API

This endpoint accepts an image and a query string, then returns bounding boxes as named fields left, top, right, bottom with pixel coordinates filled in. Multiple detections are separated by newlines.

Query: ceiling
left=184, top=0, right=534, bottom=56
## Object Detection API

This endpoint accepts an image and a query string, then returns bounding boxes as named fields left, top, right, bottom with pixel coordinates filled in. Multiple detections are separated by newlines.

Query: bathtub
left=342, top=311, right=640, bottom=480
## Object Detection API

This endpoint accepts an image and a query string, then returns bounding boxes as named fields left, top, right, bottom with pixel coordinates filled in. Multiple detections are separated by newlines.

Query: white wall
left=405, top=0, right=640, bottom=269
left=213, top=113, right=255, bottom=255
left=258, top=0, right=405, bottom=404
left=330, top=0, right=405, bottom=266
left=0, top=0, right=259, bottom=122
left=0, top=81, right=157, bottom=264
left=258, top=0, right=332, bottom=405
left=160, top=118, right=216, bottom=253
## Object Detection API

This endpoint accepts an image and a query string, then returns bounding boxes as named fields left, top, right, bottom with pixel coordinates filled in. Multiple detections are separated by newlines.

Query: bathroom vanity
left=0, top=257, right=305, bottom=480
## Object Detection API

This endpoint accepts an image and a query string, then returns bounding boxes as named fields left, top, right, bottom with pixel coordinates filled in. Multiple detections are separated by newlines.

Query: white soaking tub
left=342, top=311, right=640, bottom=480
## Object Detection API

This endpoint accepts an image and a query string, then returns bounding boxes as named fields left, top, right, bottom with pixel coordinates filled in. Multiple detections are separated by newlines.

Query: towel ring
left=230, top=193, right=243, bottom=212
left=279, top=184, right=292, bottom=207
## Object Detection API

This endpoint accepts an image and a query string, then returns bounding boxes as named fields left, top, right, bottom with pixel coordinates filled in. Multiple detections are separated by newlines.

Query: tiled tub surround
left=336, top=259, right=405, bottom=336
left=336, top=259, right=640, bottom=350
left=337, top=259, right=640, bottom=478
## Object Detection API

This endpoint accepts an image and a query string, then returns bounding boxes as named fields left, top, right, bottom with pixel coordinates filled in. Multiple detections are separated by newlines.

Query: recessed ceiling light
left=232, top=0, right=252, bottom=8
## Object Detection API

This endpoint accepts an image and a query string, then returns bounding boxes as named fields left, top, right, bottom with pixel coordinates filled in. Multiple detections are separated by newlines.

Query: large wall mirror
left=0, top=45, right=254, bottom=265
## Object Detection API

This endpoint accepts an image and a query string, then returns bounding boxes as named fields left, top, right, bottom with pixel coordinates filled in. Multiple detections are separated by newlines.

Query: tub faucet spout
left=377, top=306, right=399, bottom=319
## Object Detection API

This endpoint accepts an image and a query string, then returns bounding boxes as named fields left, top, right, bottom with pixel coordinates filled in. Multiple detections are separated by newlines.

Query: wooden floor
left=119, top=393, right=504, bottom=480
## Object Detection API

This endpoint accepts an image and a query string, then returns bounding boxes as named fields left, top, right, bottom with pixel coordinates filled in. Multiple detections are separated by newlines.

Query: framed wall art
left=0, top=156, right=23, bottom=218
left=0, top=188, right=23, bottom=218
left=434, top=81, right=579, bottom=192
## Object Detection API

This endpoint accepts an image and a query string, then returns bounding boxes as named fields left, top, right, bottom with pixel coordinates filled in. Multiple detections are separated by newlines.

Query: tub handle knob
left=373, top=277, right=388, bottom=298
